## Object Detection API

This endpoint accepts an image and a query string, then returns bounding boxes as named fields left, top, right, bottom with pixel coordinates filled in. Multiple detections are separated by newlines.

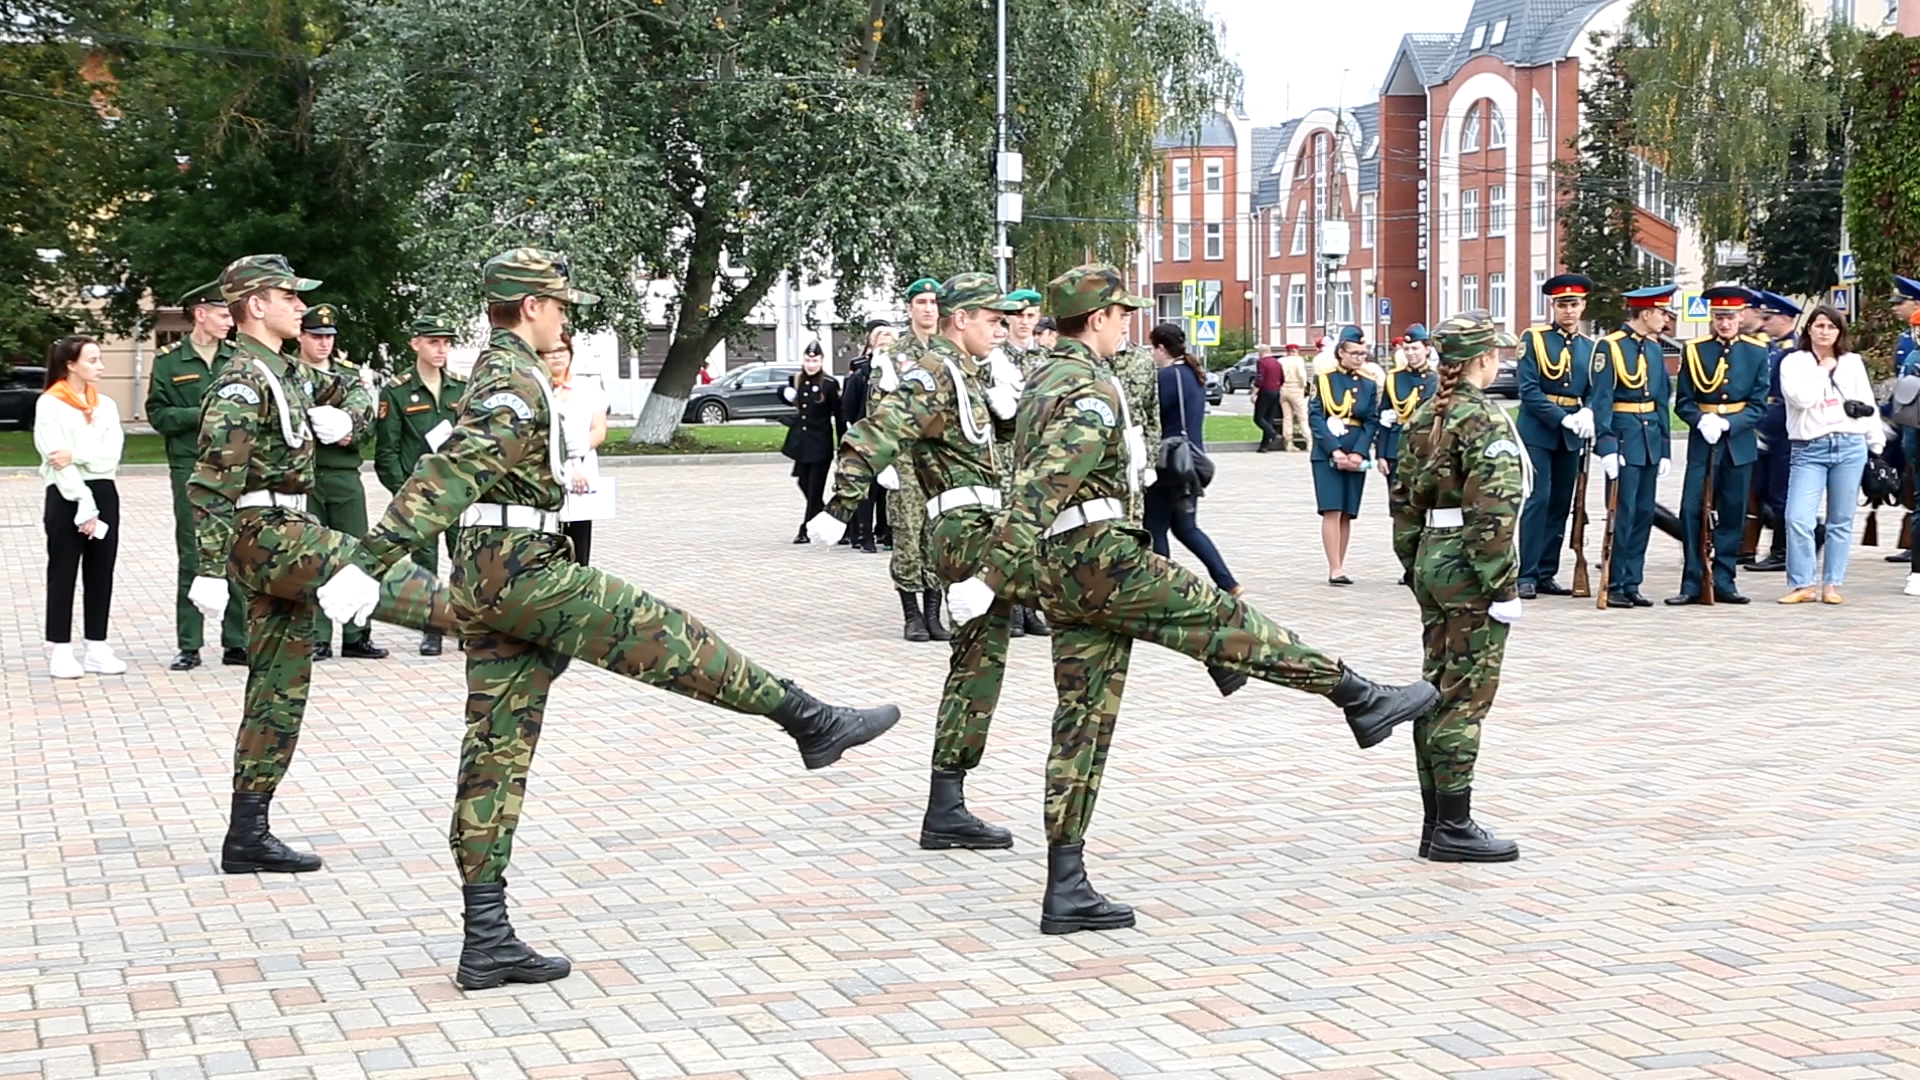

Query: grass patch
left=600, top=423, right=790, bottom=455
left=0, top=430, right=171, bottom=467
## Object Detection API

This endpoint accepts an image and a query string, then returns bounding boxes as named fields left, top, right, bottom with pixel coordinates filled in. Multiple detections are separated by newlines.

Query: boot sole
left=1425, top=845, right=1520, bottom=863
left=456, top=962, right=572, bottom=990
left=221, top=858, right=323, bottom=874
left=919, top=830, right=1014, bottom=850
left=1040, top=911, right=1136, bottom=934
left=800, top=708, right=903, bottom=770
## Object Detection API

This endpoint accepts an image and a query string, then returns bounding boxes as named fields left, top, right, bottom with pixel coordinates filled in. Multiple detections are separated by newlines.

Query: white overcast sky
left=1205, top=0, right=1479, bottom=123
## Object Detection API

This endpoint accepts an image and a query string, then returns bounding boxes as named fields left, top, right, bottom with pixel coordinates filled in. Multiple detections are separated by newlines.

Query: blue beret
left=1337, top=325, right=1365, bottom=345
left=1402, top=323, right=1430, bottom=343
left=1891, top=275, right=1920, bottom=303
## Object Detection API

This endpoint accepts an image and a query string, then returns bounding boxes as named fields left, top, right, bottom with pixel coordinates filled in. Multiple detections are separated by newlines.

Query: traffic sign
left=1681, top=292, right=1709, bottom=321
left=1181, top=279, right=1198, bottom=317
left=1831, top=285, right=1852, bottom=313
left=1192, top=315, right=1222, bottom=347
left=1378, top=297, right=1392, bottom=321
left=1838, top=251, right=1857, bottom=282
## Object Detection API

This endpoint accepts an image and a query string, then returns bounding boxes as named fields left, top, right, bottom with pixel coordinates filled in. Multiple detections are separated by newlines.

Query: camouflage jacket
left=1004, top=338, right=1050, bottom=379
left=295, top=357, right=376, bottom=470
left=864, top=330, right=934, bottom=417
left=978, top=337, right=1142, bottom=593
left=188, top=332, right=352, bottom=573
left=1110, top=343, right=1161, bottom=449
left=356, top=328, right=568, bottom=575
left=1389, top=380, right=1528, bottom=604
left=828, top=334, right=1012, bottom=517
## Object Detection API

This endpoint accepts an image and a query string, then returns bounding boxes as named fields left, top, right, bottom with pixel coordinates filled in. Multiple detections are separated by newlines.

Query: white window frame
left=1203, top=222, right=1224, bottom=260
left=1172, top=159, right=1192, bottom=196
left=1488, top=105, right=1507, bottom=149
left=1203, top=158, right=1224, bottom=194
left=1469, top=23, right=1487, bottom=50
left=1333, top=280, right=1355, bottom=325
left=1490, top=17, right=1509, bottom=45
left=1360, top=195, right=1376, bottom=249
left=1461, top=105, right=1481, bottom=153
left=1441, top=192, right=1453, bottom=240
left=1268, top=211, right=1284, bottom=257
left=1489, top=184, right=1508, bottom=236
left=1269, top=279, right=1285, bottom=330
left=1490, top=272, right=1508, bottom=320
left=1291, top=204, right=1309, bottom=255
left=1440, top=276, right=1452, bottom=319
left=1288, top=282, right=1307, bottom=325
left=1462, top=274, right=1480, bottom=313
left=1532, top=270, right=1548, bottom=320
left=1461, top=188, right=1480, bottom=238
left=1532, top=93, right=1548, bottom=142
left=1532, top=177, right=1550, bottom=232
left=1154, top=223, right=1165, bottom=262
left=1173, top=223, right=1192, bottom=261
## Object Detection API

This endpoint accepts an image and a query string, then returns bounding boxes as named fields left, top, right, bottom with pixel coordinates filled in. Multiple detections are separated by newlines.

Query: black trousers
left=1253, top=390, right=1281, bottom=445
left=851, top=479, right=889, bottom=542
left=44, top=480, right=120, bottom=643
left=563, top=520, right=593, bottom=566
left=795, top=461, right=830, bottom=524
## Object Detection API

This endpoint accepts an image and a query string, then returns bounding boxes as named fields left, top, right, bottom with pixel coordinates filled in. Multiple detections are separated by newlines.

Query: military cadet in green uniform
left=1666, top=286, right=1770, bottom=606
left=945, top=264, right=1439, bottom=935
left=294, top=303, right=387, bottom=659
left=376, top=314, right=468, bottom=654
left=998, top=287, right=1050, bottom=638
left=1389, top=311, right=1526, bottom=863
left=807, top=272, right=1027, bottom=851
left=880, top=278, right=946, bottom=641
left=187, top=255, right=457, bottom=877
left=316, top=248, right=900, bottom=991
left=147, top=281, right=248, bottom=670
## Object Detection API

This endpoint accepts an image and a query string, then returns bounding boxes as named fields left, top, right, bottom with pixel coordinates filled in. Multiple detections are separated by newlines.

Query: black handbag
left=1155, top=363, right=1215, bottom=492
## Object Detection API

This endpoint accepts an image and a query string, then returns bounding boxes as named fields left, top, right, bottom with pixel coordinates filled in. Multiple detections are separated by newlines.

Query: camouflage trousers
left=1411, top=553, right=1509, bottom=794
left=227, top=507, right=456, bottom=793
left=927, top=508, right=1011, bottom=773
left=448, top=526, right=789, bottom=884
left=886, top=469, right=937, bottom=593
left=1035, top=523, right=1347, bottom=844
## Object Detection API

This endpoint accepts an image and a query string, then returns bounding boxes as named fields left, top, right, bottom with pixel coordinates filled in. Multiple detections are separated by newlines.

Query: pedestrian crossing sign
left=1839, top=251, right=1857, bottom=282
left=1192, top=316, right=1222, bottom=346
left=1832, top=286, right=1852, bottom=313
left=1681, top=292, right=1709, bottom=321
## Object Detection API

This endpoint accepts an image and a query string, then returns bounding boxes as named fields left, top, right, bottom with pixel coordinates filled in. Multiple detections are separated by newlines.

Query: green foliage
left=1749, top=125, right=1844, bottom=300
left=1843, top=33, right=1920, bottom=362
left=1557, top=32, right=1639, bottom=333
left=1207, top=327, right=1257, bottom=368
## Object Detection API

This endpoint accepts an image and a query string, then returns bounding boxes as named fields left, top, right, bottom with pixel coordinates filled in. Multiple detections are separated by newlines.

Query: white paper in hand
left=424, top=420, right=454, bottom=452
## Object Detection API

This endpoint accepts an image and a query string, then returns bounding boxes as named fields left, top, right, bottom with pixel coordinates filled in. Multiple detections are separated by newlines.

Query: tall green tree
left=1748, top=125, right=1844, bottom=300
left=1557, top=32, right=1639, bottom=333
left=1843, top=33, right=1920, bottom=364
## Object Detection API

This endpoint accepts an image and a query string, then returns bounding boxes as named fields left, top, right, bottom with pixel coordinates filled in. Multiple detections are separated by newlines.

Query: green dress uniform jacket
left=147, top=336, right=246, bottom=651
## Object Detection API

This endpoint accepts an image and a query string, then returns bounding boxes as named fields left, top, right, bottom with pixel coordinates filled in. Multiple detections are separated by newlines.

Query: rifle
left=1569, top=441, right=1592, bottom=597
left=1596, top=477, right=1620, bottom=608
left=1739, top=483, right=1763, bottom=561
left=1701, top=446, right=1718, bottom=606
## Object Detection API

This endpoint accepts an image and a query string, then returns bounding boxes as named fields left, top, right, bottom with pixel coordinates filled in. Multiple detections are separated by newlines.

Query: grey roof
left=1351, top=103, right=1380, bottom=193
left=1250, top=124, right=1291, bottom=208
left=1437, top=0, right=1614, bottom=81
left=1153, top=110, right=1238, bottom=150
left=1388, top=33, right=1461, bottom=90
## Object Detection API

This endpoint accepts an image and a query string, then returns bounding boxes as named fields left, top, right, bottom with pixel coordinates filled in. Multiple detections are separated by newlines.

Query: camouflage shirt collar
left=488, top=326, right=542, bottom=366
left=1052, top=337, right=1102, bottom=366
left=234, top=332, right=293, bottom=373
left=926, top=333, right=978, bottom=373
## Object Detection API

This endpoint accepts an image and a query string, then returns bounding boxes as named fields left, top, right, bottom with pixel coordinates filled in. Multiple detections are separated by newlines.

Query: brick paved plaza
left=5, top=453, right=1920, bottom=1080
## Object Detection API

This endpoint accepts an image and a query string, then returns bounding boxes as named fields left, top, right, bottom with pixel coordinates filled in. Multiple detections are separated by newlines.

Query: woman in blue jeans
left=1143, top=323, right=1240, bottom=595
left=1777, top=305, right=1885, bottom=604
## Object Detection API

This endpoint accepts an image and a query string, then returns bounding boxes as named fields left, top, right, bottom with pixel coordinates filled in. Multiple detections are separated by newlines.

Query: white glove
left=1489, top=598, right=1524, bottom=625
left=806, top=511, right=846, bottom=547
left=424, top=419, right=453, bottom=452
left=986, top=347, right=1024, bottom=390
left=1562, top=408, right=1594, bottom=440
left=946, top=576, right=996, bottom=626
left=1122, top=424, right=1149, bottom=488
left=307, top=405, right=352, bottom=445
left=876, top=465, right=901, bottom=490
left=1659, top=457, right=1673, bottom=480
left=780, top=385, right=796, bottom=404
left=1599, top=453, right=1620, bottom=480
left=1379, top=409, right=1398, bottom=429
left=1756, top=433, right=1770, bottom=453
left=1142, top=466, right=1159, bottom=488
left=1326, top=416, right=1349, bottom=437
left=1698, top=413, right=1728, bottom=444
left=984, top=382, right=1020, bottom=420
left=872, top=352, right=899, bottom=393
left=316, top=564, right=381, bottom=627
left=189, top=576, right=229, bottom=624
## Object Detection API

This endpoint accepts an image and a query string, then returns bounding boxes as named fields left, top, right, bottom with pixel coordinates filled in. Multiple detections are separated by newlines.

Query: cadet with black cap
left=1514, top=273, right=1606, bottom=600
left=316, top=247, right=900, bottom=990
left=1595, top=285, right=1675, bottom=607
left=1666, top=286, right=1770, bottom=605
left=878, top=277, right=945, bottom=641
left=1034, top=316, right=1059, bottom=351
left=1750, top=289, right=1804, bottom=573
left=376, top=314, right=468, bottom=655
left=148, top=280, right=249, bottom=670
left=292, top=303, right=385, bottom=660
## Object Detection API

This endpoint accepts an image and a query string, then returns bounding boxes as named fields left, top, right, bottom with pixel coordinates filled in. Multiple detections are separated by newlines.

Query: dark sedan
left=1222, top=353, right=1260, bottom=394
left=1489, top=353, right=1519, bottom=399
left=681, top=362, right=803, bottom=425
left=0, top=365, right=47, bottom=429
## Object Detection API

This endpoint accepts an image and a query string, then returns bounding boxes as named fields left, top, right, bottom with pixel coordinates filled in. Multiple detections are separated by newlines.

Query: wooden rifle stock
left=1701, top=447, right=1717, bottom=605
left=1739, top=483, right=1763, bottom=558
left=1596, top=477, right=1620, bottom=608
left=1569, top=444, right=1592, bottom=597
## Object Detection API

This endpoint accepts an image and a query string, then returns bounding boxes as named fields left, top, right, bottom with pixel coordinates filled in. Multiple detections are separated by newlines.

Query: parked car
left=681, top=362, right=803, bottom=424
left=1204, top=369, right=1224, bottom=407
left=1222, top=353, right=1260, bottom=394
left=0, top=365, right=47, bottom=430
left=1489, top=354, right=1519, bottom=399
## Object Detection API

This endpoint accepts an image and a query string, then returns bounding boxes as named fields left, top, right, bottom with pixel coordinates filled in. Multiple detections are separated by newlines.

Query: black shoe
left=1737, top=551, right=1757, bottom=566
left=1327, top=665, right=1440, bottom=749
left=1328, top=575, right=1353, bottom=586
left=1208, top=664, right=1248, bottom=698
left=1718, top=588, right=1751, bottom=605
left=220, top=792, right=323, bottom=873
left=455, top=881, right=572, bottom=990
left=1664, top=593, right=1700, bottom=606
left=793, top=524, right=810, bottom=544
left=1398, top=572, right=1411, bottom=587
left=1627, top=591, right=1653, bottom=608
left=1749, top=555, right=1787, bottom=572
left=768, top=680, right=901, bottom=770
left=1039, top=842, right=1135, bottom=935
left=222, top=647, right=248, bottom=666
left=1257, top=442, right=1271, bottom=454
left=341, top=640, right=389, bottom=660
left=1888, top=549, right=1913, bottom=563
left=837, top=534, right=852, bottom=547
left=1426, top=788, right=1519, bottom=862
left=859, top=537, right=878, bottom=554
left=169, top=649, right=202, bottom=671
left=899, top=591, right=930, bottom=643
left=1516, top=581, right=1537, bottom=600
left=1007, top=603, right=1026, bottom=638
left=1418, top=787, right=1437, bottom=859
left=1022, top=606, right=1050, bottom=636
left=922, top=589, right=952, bottom=642
left=1605, top=591, right=1635, bottom=608
left=421, top=632, right=443, bottom=657
left=313, top=641, right=333, bottom=661
left=919, top=769, right=1014, bottom=850
left=1535, top=578, right=1572, bottom=596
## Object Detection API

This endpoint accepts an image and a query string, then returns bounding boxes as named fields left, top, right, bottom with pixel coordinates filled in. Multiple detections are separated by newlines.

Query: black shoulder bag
left=1155, top=363, right=1215, bottom=494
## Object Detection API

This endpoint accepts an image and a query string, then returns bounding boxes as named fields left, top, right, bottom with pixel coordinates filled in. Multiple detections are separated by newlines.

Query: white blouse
left=1779, top=350, right=1885, bottom=452
left=34, top=392, right=124, bottom=524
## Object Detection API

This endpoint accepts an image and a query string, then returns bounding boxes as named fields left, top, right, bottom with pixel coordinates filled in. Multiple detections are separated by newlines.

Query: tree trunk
left=627, top=335, right=715, bottom=445
left=629, top=389, right=687, bottom=445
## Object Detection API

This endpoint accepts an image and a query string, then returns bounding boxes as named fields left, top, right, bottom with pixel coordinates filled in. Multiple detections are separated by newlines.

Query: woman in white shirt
left=1777, top=305, right=1885, bottom=605
left=34, top=336, right=127, bottom=677
left=540, top=331, right=609, bottom=565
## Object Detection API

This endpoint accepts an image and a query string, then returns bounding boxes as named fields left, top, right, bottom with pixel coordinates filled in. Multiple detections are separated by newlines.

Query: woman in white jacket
left=34, top=336, right=126, bottom=676
left=1777, top=305, right=1884, bottom=604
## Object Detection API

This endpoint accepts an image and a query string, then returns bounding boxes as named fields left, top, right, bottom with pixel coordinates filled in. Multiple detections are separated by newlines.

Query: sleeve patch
left=902, top=368, right=939, bottom=393
left=479, top=392, right=534, bottom=420
left=216, top=383, right=261, bottom=405
left=1075, top=397, right=1117, bottom=427
left=1485, top=438, right=1521, bottom=459
left=378, top=399, right=390, bottom=419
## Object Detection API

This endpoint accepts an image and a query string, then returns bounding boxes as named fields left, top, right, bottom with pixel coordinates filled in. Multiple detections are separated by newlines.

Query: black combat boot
left=1327, top=665, right=1440, bottom=749
left=919, top=769, right=1014, bottom=849
left=421, top=632, right=443, bottom=657
left=899, top=590, right=930, bottom=642
left=767, top=680, right=901, bottom=770
left=1207, top=665, right=1248, bottom=697
left=222, top=646, right=248, bottom=666
left=1008, top=604, right=1027, bottom=638
left=1426, top=788, right=1519, bottom=862
left=341, top=637, right=389, bottom=659
left=923, top=589, right=952, bottom=641
left=169, top=649, right=201, bottom=671
left=455, top=881, right=572, bottom=990
left=312, top=640, right=333, bottom=661
left=221, top=792, right=323, bottom=874
left=1418, top=787, right=1437, bottom=859
left=1040, top=842, right=1135, bottom=935
left=1022, top=606, right=1050, bottom=636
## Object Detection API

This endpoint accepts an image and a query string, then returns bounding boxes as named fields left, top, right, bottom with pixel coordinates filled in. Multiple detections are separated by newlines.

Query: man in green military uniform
left=316, top=247, right=900, bottom=991
left=293, top=303, right=386, bottom=659
left=376, top=314, right=468, bottom=655
left=188, top=254, right=458, bottom=878
left=946, top=263, right=1439, bottom=935
left=147, top=281, right=248, bottom=670
left=878, top=277, right=946, bottom=641
left=1109, top=338, right=1160, bottom=525
left=808, top=272, right=1026, bottom=852
left=996, top=287, right=1050, bottom=638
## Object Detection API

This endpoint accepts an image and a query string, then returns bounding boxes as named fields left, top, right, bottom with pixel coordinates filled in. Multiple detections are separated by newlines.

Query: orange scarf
left=46, top=380, right=98, bottom=424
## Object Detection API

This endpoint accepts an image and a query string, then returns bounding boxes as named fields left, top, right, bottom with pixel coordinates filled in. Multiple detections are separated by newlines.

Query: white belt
left=926, top=485, right=1002, bottom=520
left=1045, top=497, right=1126, bottom=538
left=459, top=503, right=561, bottom=533
left=1426, top=507, right=1464, bottom=528
left=235, top=491, right=307, bottom=511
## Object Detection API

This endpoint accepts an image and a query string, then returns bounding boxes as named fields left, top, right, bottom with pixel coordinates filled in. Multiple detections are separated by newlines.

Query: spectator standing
left=781, top=341, right=843, bottom=543
left=1278, top=343, right=1310, bottom=451
left=541, top=330, right=609, bottom=565
left=1145, top=324, right=1240, bottom=595
left=841, top=321, right=895, bottom=552
left=36, top=336, right=126, bottom=679
left=1252, top=344, right=1284, bottom=452
left=1777, top=306, right=1884, bottom=605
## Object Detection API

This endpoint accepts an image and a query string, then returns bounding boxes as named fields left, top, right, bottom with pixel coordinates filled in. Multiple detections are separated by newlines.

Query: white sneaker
left=1907, top=573, right=1920, bottom=597
left=83, top=641, right=127, bottom=675
left=48, top=643, right=83, bottom=679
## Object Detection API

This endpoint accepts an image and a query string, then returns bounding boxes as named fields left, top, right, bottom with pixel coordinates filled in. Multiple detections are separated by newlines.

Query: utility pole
left=993, top=0, right=1022, bottom=288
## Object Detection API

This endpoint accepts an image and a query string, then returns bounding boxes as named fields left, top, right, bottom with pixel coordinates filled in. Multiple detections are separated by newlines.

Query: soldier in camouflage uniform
left=880, top=278, right=945, bottom=641
left=946, top=264, right=1440, bottom=936
left=294, top=303, right=387, bottom=660
left=317, top=248, right=900, bottom=991
left=808, top=272, right=1027, bottom=852
left=1109, top=340, right=1161, bottom=526
left=375, top=314, right=469, bottom=655
left=1388, top=311, right=1527, bottom=863
left=998, top=287, right=1050, bottom=638
left=186, top=255, right=459, bottom=878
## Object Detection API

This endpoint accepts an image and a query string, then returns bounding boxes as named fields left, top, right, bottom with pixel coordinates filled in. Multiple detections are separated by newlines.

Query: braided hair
left=1425, top=358, right=1466, bottom=441
left=1425, top=311, right=1507, bottom=440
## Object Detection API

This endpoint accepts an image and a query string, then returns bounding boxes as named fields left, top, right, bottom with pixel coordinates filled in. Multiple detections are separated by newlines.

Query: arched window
left=1488, top=103, right=1507, bottom=148
left=1460, top=103, right=1482, bottom=153
left=1532, top=92, right=1548, bottom=141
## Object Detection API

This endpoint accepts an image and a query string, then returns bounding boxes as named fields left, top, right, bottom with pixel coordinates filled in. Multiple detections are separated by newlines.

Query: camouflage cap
left=179, top=280, right=224, bottom=308
left=482, top=247, right=601, bottom=306
left=408, top=314, right=458, bottom=338
left=938, top=272, right=1026, bottom=315
left=1433, top=310, right=1519, bottom=364
left=219, top=254, right=322, bottom=303
left=1045, top=263, right=1151, bottom=321
left=300, top=303, right=340, bottom=336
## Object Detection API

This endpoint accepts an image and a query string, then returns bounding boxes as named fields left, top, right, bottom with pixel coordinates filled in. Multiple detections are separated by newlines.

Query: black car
left=0, top=365, right=47, bottom=430
left=1489, top=354, right=1519, bottom=399
left=1222, top=353, right=1261, bottom=394
left=681, top=362, right=803, bottom=425
left=1203, top=368, right=1225, bottom=407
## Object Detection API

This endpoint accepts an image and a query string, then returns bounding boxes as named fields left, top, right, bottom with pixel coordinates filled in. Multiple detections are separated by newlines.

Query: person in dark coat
left=840, top=321, right=894, bottom=552
left=782, top=341, right=844, bottom=543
